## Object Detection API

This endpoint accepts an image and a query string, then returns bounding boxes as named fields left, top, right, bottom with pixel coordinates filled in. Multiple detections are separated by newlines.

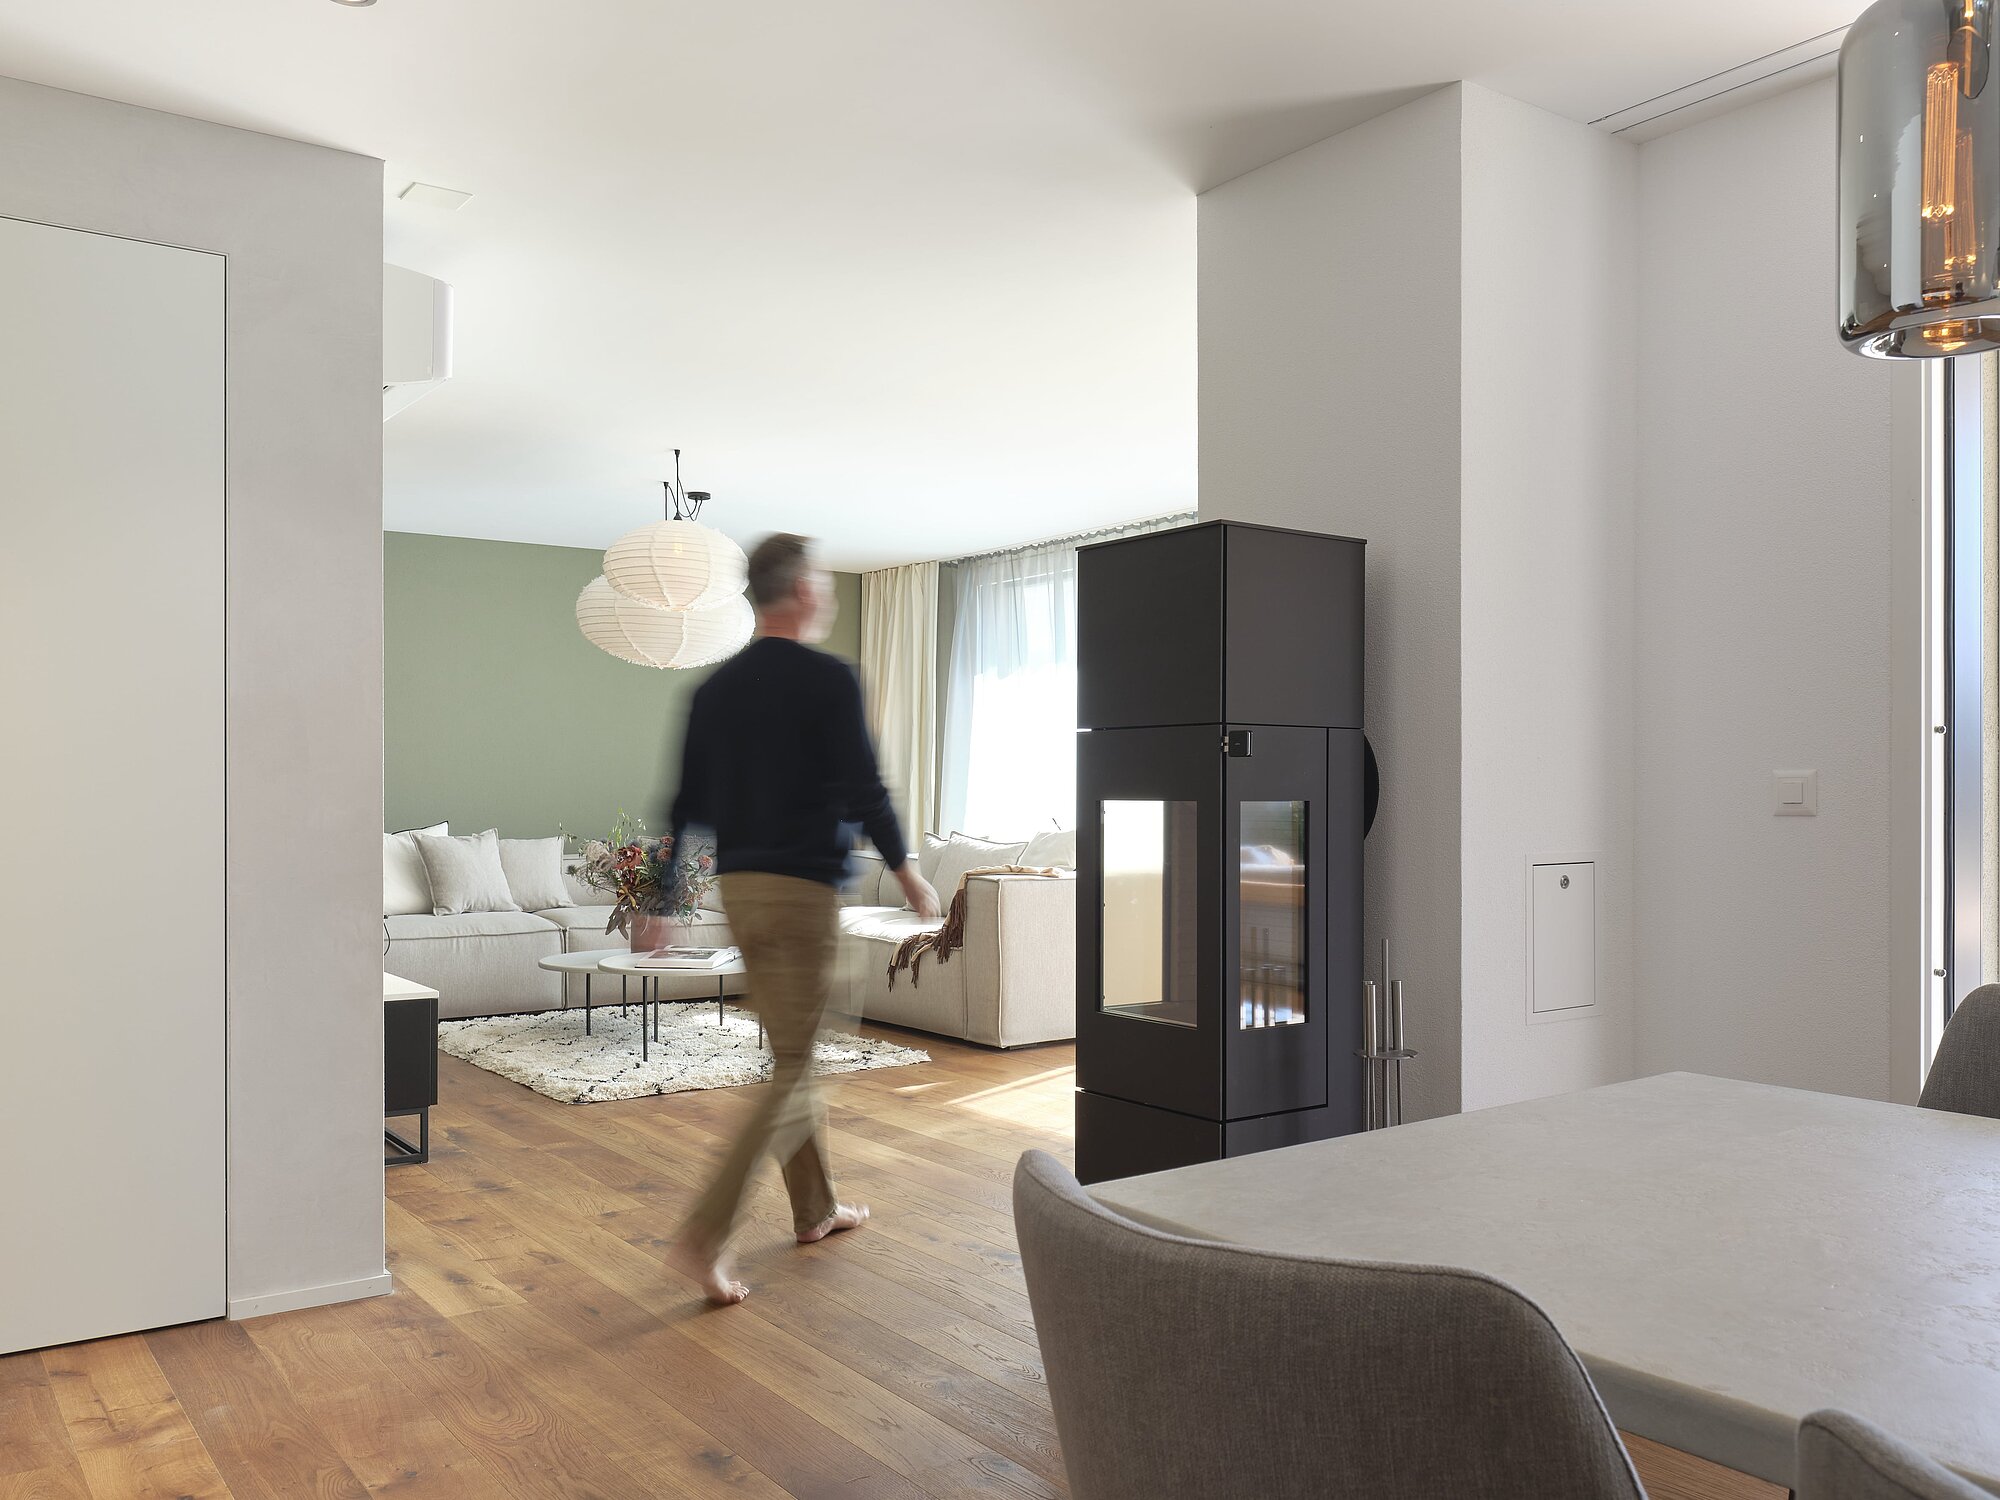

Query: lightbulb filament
left=1925, top=62, right=1962, bottom=221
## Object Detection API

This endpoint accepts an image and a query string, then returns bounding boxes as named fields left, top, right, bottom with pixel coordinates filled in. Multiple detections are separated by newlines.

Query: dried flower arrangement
left=571, top=812, right=716, bottom=939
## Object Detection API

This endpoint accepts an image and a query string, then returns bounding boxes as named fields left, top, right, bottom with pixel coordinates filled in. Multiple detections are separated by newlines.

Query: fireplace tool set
left=1360, top=937, right=1416, bottom=1129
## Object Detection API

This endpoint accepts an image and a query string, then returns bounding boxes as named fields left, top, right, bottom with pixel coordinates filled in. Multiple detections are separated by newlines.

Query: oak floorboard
left=0, top=1471, right=91, bottom=1500
left=143, top=1319, right=371, bottom=1500
left=243, top=1309, right=511, bottom=1500
left=326, top=1279, right=730, bottom=1500
left=4, top=1028, right=1778, bottom=1499
left=388, top=1172, right=920, bottom=1500
left=38, top=1336, right=231, bottom=1500
left=1625, top=1434, right=1788, bottom=1500
left=0, top=1355, right=90, bottom=1486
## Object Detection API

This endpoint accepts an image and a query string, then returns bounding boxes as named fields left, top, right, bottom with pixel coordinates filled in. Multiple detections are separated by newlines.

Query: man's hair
left=746, top=533, right=814, bottom=608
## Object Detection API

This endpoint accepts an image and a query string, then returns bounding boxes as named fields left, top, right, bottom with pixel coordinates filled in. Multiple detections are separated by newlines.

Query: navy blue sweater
left=665, top=636, right=908, bottom=890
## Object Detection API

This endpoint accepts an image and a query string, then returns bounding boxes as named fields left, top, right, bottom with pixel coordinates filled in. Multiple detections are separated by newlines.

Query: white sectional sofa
left=837, top=846, right=1076, bottom=1048
left=386, top=831, right=1076, bottom=1046
left=384, top=865, right=743, bottom=1020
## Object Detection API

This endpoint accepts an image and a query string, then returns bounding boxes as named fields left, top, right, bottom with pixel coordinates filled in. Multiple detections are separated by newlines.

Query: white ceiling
left=0, top=0, right=1858, bottom=570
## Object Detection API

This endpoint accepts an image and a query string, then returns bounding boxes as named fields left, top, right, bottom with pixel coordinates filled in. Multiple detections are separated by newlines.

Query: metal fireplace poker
left=1359, top=937, right=1416, bottom=1129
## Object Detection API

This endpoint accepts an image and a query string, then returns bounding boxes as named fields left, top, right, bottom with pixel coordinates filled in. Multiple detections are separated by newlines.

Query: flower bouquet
left=572, top=812, right=717, bottom=950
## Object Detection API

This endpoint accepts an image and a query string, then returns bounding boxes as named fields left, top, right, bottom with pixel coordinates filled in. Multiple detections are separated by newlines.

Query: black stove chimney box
left=1073, top=520, right=1365, bottom=1184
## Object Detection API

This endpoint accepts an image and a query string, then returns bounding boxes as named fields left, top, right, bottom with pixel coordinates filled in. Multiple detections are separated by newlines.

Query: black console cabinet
left=384, top=992, right=439, bottom=1166
left=1074, top=521, right=1365, bottom=1184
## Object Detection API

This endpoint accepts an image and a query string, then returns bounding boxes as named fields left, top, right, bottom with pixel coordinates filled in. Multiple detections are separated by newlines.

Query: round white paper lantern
left=576, top=576, right=647, bottom=665
left=602, top=519, right=747, bottom=611
left=576, top=576, right=753, bottom=669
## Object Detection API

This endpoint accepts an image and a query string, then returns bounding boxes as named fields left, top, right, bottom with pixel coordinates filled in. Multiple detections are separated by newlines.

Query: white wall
left=1635, top=78, right=1897, bottom=1101
left=1200, top=85, right=1466, bottom=1120
left=0, top=76, right=387, bottom=1315
left=1458, top=86, right=1638, bottom=1110
left=1204, top=73, right=1906, bottom=1114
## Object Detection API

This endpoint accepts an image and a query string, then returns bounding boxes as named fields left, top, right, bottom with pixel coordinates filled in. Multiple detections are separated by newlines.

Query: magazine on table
left=629, top=945, right=741, bottom=971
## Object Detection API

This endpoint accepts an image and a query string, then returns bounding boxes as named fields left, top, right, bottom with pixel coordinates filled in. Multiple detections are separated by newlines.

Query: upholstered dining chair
left=1919, top=985, right=2000, bottom=1120
left=1796, top=1410, right=1990, bottom=1500
left=1012, top=1149, right=1647, bottom=1500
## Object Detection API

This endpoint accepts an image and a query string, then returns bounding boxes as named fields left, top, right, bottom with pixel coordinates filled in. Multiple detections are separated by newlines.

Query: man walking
left=664, top=533, right=939, bottom=1306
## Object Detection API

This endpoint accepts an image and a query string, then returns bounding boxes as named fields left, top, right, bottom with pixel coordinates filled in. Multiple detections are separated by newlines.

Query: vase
left=629, top=913, right=683, bottom=953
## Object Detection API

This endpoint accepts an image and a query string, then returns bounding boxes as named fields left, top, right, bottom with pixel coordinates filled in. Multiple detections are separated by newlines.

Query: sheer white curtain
left=940, top=515, right=1192, bottom=841
left=859, top=561, right=939, bottom=843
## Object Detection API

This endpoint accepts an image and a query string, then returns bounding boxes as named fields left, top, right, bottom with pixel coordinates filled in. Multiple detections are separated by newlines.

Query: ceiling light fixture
left=329, top=0, right=378, bottom=7
left=601, top=451, right=748, bottom=613
left=1839, top=0, right=2000, bottom=357
left=576, top=576, right=753, bottom=670
left=580, top=453, right=753, bottom=669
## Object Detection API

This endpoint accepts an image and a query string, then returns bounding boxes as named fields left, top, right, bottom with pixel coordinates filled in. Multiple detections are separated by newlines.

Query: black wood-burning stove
left=1073, top=521, right=1365, bottom=1184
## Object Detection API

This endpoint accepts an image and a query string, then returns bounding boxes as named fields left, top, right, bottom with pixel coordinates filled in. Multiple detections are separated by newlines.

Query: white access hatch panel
left=1530, top=862, right=1596, bottom=1016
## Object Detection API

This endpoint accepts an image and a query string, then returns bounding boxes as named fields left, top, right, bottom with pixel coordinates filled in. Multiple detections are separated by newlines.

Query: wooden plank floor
left=0, top=1027, right=1781, bottom=1499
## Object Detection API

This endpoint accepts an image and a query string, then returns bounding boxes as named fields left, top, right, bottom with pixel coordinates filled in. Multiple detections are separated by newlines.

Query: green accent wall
left=384, top=532, right=861, bottom=840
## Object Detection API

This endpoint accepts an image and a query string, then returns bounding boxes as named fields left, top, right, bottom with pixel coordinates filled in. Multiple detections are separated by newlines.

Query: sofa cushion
left=415, top=829, right=521, bottom=915
left=499, top=836, right=572, bottom=910
left=383, top=822, right=448, bottom=916
left=535, top=904, right=735, bottom=954
left=925, top=832, right=1027, bottom=899
left=1020, top=828, right=1076, bottom=869
left=536, top=904, right=620, bottom=945
left=385, top=910, right=558, bottom=942
left=839, top=905, right=944, bottom=947
left=843, top=848, right=891, bottom=907
left=384, top=911, right=562, bottom=1021
left=562, top=863, right=599, bottom=906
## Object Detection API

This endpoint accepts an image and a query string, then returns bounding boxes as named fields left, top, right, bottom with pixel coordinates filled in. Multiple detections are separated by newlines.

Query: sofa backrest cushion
left=844, top=847, right=889, bottom=906
left=1020, top=828, right=1076, bottom=869
left=415, top=828, right=522, bottom=916
left=500, top=836, right=573, bottom=911
left=384, top=822, right=448, bottom=916
left=925, top=832, right=1029, bottom=901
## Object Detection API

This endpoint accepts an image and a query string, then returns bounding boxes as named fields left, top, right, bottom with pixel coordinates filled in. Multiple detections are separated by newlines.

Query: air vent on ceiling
left=1592, top=27, right=1848, bottom=140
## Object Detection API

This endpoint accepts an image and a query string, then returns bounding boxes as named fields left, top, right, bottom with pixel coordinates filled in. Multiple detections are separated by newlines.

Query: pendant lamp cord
left=663, top=449, right=706, bottom=523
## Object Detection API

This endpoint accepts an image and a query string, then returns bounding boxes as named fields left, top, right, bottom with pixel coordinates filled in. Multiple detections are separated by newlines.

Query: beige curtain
left=860, top=561, right=939, bottom=844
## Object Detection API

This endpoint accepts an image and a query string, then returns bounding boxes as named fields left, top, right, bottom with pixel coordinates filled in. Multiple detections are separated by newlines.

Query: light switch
left=1773, top=769, right=1818, bottom=817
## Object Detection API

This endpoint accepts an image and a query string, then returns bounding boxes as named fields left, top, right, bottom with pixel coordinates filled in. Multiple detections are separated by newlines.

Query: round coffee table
left=536, top=948, right=752, bottom=1061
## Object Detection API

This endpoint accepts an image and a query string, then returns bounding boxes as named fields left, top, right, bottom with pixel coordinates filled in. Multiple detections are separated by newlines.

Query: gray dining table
left=1090, top=1071, right=2000, bottom=1494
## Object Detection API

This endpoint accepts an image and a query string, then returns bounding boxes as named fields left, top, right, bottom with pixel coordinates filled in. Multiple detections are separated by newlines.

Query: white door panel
left=0, top=216, right=226, bottom=1352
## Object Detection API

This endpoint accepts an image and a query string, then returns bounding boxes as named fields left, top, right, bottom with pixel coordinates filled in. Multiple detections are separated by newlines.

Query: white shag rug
left=438, top=1002, right=929, bottom=1105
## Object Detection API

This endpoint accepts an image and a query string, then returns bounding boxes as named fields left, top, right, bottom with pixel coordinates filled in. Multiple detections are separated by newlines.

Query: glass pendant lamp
left=1840, top=0, right=2000, bottom=357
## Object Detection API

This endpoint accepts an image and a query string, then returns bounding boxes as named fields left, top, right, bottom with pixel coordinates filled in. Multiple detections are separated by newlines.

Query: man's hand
left=896, top=864, right=941, bottom=921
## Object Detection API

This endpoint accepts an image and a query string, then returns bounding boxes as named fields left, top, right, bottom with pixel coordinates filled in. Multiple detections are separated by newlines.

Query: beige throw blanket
left=886, top=864, right=1062, bottom=989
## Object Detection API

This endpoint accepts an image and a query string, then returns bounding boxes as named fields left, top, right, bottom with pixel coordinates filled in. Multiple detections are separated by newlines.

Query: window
left=938, top=515, right=1193, bottom=841
left=941, top=547, right=1077, bottom=841
left=1935, top=352, right=1997, bottom=1027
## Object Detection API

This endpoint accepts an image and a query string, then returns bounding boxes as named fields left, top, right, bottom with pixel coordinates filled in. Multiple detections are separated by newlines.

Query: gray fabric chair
left=1918, top=985, right=2000, bottom=1120
left=1013, top=1149, right=1646, bottom=1500
left=1796, top=1411, right=1989, bottom=1500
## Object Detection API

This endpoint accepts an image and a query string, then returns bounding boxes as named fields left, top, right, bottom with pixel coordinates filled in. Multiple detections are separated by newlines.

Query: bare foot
left=666, top=1233, right=748, bottom=1306
left=797, top=1203, right=870, bottom=1245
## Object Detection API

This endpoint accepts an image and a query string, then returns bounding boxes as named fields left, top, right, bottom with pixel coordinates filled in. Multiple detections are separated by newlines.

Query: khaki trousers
left=681, top=872, right=840, bottom=1246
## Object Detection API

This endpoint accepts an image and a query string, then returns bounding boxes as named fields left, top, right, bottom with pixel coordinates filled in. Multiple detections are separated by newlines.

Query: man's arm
left=828, top=665, right=939, bottom=919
